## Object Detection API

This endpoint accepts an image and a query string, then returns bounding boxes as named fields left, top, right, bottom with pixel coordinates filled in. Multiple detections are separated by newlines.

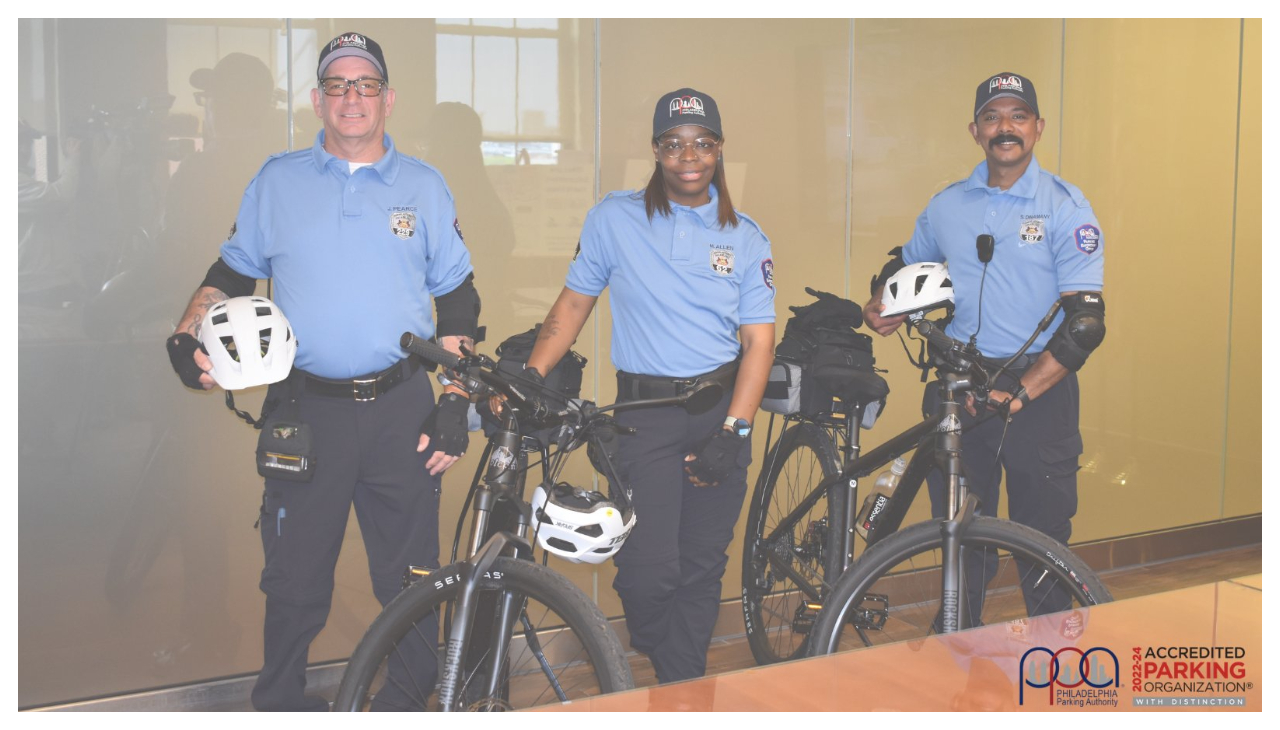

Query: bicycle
left=333, top=333, right=725, bottom=711
left=740, top=342, right=888, bottom=664
left=743, top=299, right=1112, bottom=664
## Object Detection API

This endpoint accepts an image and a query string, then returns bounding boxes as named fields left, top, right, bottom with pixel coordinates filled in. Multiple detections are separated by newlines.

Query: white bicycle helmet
left=530, top=483, right=636, bottom=564
left=880, top=262, right=955, bottom=317
left=198, top=296, right=297, bottom=390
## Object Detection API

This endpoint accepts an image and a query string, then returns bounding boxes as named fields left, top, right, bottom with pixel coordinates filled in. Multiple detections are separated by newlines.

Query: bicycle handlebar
left=908, top=298, right=1062, bottom=400
left=400, top=331, right=723, bottom=437
left=401, top=332, right=461, bottom=370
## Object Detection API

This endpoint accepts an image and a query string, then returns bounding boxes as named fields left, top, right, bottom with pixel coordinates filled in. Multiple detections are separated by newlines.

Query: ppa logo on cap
left=332, top=33, right=367, bottom=51
left=669, top=95, right=706, bottom=118
left=990, top=75, right=1024, bottom=93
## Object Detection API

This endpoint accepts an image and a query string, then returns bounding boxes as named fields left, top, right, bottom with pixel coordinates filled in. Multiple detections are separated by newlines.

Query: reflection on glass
left=18, top=18, right=288, bottom=708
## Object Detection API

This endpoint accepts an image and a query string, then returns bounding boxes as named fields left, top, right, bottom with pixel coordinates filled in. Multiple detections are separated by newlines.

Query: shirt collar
left=964, top=155, right=1041, bottom=199
left=311, top=131, right=400, bottom=183
left=670, top=183, right=721, bottom=228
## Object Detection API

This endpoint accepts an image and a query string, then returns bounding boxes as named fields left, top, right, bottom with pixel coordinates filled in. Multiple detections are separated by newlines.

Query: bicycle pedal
left=791, top=602, right=823, bottom=635
left=849, top=592, right=889, bottom=631
left=401, top=565, right=433, bottom=589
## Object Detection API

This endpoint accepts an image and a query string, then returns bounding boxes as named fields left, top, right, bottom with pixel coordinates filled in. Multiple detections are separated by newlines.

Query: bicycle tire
left=806, top=516, right=1112, bottom=657
left=334, top=557, right=633, bottom=711
left=741, top=420, right=844, bottom=664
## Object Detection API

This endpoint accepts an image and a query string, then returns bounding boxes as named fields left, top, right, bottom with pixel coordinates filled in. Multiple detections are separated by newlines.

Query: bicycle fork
left=938, top=493, right=979, bottom=633
left=935, top=373, right=979, bottom=634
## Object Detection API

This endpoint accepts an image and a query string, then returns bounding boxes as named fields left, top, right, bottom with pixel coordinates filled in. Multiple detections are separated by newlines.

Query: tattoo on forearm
left=184, top=289, right=228, bottom=336
left=540, top=315, right=562, bottom=340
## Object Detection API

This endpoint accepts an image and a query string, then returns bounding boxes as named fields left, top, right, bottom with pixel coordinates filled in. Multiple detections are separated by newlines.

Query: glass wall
left=17, top=18, right=1260, bottom=706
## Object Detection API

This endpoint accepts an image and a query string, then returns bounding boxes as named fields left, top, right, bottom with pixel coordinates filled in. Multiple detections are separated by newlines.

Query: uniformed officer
left=165, top=32, right=480, bottom=710
left=864, top=72, right=1106, bottom=612
left=525, top=88, right=775, bottom=683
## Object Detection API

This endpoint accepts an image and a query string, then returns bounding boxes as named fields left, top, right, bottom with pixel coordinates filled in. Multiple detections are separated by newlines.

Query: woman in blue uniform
left=526, top=88, right=776, bottom=683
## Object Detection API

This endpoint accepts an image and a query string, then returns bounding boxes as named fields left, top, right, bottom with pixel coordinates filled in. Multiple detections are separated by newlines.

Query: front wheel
left=806, top=517, right=1112, bottom=656
left=741, top=421, right=844, bottom=664
left=334, top=557, right=633, bottom=711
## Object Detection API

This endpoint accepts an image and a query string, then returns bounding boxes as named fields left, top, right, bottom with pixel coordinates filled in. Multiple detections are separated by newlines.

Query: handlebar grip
left=914, top=320, right=958, bottom=351
left=400, top=332, right=461, bottom=370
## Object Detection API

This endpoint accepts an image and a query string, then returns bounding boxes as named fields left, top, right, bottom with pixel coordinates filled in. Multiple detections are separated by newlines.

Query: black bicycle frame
left=757, top=371, right=983, bottom=603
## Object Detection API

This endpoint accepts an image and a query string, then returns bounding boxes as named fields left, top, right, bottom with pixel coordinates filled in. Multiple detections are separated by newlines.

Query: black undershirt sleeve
left=199, top=257, right=257, bottom=298
left=434, top=273, right=481, bottom=339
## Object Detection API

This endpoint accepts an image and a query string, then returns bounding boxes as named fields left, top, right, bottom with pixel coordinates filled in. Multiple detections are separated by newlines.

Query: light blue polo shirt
left=566, top=187, right=776, bottom=377
left=902, top=156, right=1104, bottom=357
left=221, top=132, right=473, bottom=379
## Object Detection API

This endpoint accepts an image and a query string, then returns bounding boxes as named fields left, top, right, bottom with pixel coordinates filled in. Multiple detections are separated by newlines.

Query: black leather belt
left=616, top=360, right=739, bottom=401
left=980, top=351, right=1042, bottom=373
left=301, top=359, right=419, bottom=401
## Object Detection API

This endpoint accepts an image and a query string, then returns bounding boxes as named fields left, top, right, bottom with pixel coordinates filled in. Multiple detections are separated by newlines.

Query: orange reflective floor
left=541, top=575, right=1261, bottom=712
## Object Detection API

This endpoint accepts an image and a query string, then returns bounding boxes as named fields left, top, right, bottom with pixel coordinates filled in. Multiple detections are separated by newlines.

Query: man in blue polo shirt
left=166, top=33, right=480, bottom=710
left=864, top=72, right=1106, bottom=614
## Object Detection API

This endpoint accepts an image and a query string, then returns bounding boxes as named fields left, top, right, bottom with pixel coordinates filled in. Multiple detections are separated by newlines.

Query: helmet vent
left=259, top=329, right=273, bottom=356
left=212, top=312, right=229, bottom=326
left=546, top=537, right=576, bottom=552
left=255, top=306, right=273, bottom=317
left=220, top=336, right=240, bottom=362
left=575, top=524, right=603, bottom=538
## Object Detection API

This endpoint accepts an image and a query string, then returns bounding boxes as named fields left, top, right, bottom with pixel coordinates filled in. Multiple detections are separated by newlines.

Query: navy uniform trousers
left=610, top=385, right=751, bottom=684
left=253, top=369, right=441, bottom=711
left=923, top=367, right=1083, bottom=618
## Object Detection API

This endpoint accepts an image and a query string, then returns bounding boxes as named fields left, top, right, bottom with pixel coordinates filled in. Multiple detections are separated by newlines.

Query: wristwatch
left=724, top=416, right=752, bottom=438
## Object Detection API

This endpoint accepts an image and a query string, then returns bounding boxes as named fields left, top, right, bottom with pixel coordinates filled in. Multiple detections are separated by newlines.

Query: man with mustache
left=863, top=72, right=1106, bottom=616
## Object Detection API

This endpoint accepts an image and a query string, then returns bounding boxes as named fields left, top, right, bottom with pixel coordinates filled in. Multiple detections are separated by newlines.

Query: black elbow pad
left=869, top=246, right=906, bottom=298
left=1046, top=292, right=1106, bottom=371
left=434, top=273, right=482, bottom=339
left=200, top=257, right=257, bottom=298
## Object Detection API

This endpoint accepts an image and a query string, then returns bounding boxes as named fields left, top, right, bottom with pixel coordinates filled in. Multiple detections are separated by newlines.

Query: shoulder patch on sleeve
left=1073, top=224, right=1101, bottom=254
left=761, top=258, right=774, bottom=290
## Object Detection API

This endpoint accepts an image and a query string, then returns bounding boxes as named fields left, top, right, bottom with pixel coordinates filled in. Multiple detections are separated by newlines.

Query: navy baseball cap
left=974, top=72, right=1038, bottom=118
left=653, top=88, right=722, bottom=139
left=318, top=32, right=388, bottom=81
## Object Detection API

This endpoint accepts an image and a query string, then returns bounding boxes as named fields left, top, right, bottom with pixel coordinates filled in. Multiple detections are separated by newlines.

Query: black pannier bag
left=761, top=288, right=888, bottom=427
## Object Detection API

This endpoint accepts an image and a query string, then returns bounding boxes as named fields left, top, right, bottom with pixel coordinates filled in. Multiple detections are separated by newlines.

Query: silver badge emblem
left=710, top=247, right=734, bottom=276
left=1019, top=218, right=1045, bottom=245
left=390, top=211, right=417, bottom=240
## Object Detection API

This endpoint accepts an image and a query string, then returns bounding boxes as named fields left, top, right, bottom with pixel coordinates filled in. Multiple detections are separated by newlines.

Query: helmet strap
left=225, top=390, right=271, bottom=428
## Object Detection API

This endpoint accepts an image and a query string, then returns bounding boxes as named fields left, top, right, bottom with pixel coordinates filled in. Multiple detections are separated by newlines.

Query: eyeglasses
left=657, top=137, right=719, bottom=158
left=319, top=77, right=386, bottom=97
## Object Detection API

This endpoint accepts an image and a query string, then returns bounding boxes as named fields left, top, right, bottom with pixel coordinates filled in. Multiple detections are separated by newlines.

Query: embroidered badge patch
left=1019, top=218, right=1045, bottom=244
left=1074, top=224, right=1100, bottom=254
left=761, top=259, right=774, bottom=290
left=390, top=211, right=417, bottom=240
left=710, top=247, right=735, bottom=276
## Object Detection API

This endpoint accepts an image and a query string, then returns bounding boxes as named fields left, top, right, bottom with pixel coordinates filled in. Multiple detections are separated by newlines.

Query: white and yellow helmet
left=530, top=483, right=636, bottom=564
